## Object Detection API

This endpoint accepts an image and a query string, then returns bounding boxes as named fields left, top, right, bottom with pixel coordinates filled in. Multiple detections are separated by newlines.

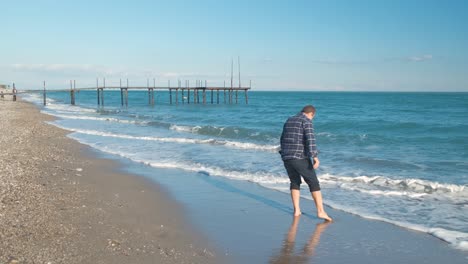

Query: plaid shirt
left=279, top=112, right=318, bottom=160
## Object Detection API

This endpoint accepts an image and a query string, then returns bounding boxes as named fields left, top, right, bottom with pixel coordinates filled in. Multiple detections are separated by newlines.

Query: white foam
left=317, top=132, right=334, bottom=137
left=170, top=124, right=238, bottom=136
left=48, top=113, right=143, bottom=124
left=56, top=126, right=279, bottom=152
left=170, top=124, right=202, bottom=133
left=320, top=174, right=467, bottom=196
left=319, top=199, right=468, bottom=251
left=45, top=102, right=96, bottom=113
left=66, top=135, right=289, bottom=185
left=339, top=185, right=428, bottom=198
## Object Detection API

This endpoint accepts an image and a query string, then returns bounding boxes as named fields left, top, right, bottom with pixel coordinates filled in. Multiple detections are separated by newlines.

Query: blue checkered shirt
left=279, top=112, right=318, bottom=160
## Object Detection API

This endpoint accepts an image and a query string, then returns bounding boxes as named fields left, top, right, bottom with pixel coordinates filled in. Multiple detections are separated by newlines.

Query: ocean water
left=22, top=90, right=468, bottom=251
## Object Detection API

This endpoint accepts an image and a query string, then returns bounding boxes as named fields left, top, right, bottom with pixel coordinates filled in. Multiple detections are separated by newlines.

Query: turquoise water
left=23, top=90, right=468, bottom=251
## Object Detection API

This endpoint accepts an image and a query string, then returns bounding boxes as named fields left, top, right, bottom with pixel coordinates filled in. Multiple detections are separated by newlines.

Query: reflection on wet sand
left=270, top=216, right=331, bottom=264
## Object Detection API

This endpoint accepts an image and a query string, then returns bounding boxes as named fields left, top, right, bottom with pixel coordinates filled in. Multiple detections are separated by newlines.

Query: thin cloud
left=406, top=54, right=433, bottom=62
left=261, top=57, right=273, bottom=64
left=8, top=64, right=222, bottom=79
left=309, top=59, right=366, bottom=65
left=308, top=54, right=434, bottom=65
left=11, top=64, right=120, bottom=76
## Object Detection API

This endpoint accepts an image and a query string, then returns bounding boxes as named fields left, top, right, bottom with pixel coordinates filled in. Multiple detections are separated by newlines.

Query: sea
left=22, top=90, right=468, bottom=252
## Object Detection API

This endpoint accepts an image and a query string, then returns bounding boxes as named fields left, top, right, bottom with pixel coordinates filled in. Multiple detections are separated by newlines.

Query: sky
left=1, top=0, right=467, bottom=91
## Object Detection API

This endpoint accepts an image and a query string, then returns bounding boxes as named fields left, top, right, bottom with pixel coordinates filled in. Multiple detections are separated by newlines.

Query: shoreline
left=3, top=96, right=467, bottom=263
left=0, top=99, right=219, bottom=263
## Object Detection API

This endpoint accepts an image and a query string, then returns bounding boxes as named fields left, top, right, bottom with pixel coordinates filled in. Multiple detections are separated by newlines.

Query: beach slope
left=0, top=99, right=218, bottom=263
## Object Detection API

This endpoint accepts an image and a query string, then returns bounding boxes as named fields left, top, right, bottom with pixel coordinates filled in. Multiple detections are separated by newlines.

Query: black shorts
left=283, top=158, right=321, bottom=192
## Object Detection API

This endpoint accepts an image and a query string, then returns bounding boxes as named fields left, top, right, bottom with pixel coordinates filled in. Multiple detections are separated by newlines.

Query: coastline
left=0, top=99, right=219, bottom=263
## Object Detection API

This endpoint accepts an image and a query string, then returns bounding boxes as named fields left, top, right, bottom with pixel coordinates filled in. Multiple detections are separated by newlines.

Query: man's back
left=280, top=113, right=317, bottom=161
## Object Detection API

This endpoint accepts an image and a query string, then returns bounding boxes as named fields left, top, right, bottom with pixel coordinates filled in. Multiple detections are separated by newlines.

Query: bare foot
left=294, top=210, right=302, bottom=216
left=317, top=212, right=333, bottom=222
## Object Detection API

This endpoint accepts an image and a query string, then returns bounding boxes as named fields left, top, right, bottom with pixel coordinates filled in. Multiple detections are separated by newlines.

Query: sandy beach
left=0, top=97, right=219, bottom=263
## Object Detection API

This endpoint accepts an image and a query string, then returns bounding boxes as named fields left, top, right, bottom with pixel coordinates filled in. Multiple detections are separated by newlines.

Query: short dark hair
left=301, top=105, right=316, bottom=114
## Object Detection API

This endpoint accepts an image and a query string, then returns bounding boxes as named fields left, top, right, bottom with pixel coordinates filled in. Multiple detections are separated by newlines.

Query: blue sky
left=1, top=0, right=467, bottom=91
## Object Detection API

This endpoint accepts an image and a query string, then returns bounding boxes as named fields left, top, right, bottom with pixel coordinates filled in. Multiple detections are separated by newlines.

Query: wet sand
left=0, top=98, right=219, bottom=263
left=128, top=162, right=468, bottom=264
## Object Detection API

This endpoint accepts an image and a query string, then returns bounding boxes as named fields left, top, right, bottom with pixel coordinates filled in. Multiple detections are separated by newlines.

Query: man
left=280, top=105, right=332, bottom=221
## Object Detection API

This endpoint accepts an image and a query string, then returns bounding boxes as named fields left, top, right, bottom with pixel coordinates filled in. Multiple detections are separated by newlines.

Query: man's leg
left=284, top=160, right=302, bottom=216
left=295, top=159, right=332, bottom=221
left=291, top=189, right=302, bottom=216
left=311, top=191, right=332, bottom=221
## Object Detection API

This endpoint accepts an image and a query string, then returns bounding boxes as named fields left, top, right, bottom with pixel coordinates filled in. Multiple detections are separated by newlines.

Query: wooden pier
left=9, top=78, right=251, bottom=107
left=5, top=58, right=252, bottom=107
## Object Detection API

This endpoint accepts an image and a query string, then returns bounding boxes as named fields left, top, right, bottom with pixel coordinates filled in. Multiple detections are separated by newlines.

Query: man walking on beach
left=280, top=105, right=332, bottom=221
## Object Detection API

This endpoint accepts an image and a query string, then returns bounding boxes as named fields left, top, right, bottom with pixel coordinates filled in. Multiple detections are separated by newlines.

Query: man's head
left=301, top=105, right=316, bottom=120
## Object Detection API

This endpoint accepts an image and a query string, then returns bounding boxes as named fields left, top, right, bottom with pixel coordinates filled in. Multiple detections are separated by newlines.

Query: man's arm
left=304, top=120, right=318, bottom=158
left=304, top=120, right=320, bottom=169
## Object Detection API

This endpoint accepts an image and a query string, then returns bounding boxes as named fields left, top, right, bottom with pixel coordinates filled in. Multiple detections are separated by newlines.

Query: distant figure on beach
left=12, top=86, right=17, bottom=101
left=1, top=91, right=3, bottom=99
left=280, top=105, right=332, bottom=221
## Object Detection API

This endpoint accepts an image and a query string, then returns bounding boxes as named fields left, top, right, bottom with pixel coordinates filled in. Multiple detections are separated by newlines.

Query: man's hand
left=313, top=157, right=320, bottom=169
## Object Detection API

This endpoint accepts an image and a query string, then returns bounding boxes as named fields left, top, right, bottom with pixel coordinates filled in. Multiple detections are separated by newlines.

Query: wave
left=58, top=127, right=280, bottom=152
left=66, top=135, right=289, bottom=185
left=45, top=102, right=97, bottom=114
left=320, top=174, right=468, bottom=198
left=46, top=113, right=144, bottom=125
left=169, top=124, right=276, bottom=142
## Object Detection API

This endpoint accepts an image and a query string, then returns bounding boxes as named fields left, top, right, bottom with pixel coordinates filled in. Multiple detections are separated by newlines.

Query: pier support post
left=96, top=78, right=100, bottom=106
left=126, top=88, right=129, bottom=107
left=185, top=80, right=189, bottom=104
left=153, top=78, right=157, bottom=105
left=73, top=80, right=76, bottom=105
left=148, top=88, right=152, bottom=105
left=70, top=80, right=75, bottom=105
left=148, top=88, right=151, bottom=105
left=182, top=89, right=185, bottom=104
left=71, top=89, right=75, bottom=105
left=177, top=80, right=181, bottom=105
left=217, top=89, right=219, bottom=104
left=245, top=90, right=248, bottom=104
left=236, top=90, right=238, bottom=104
left=169, top=89, right=172, bottom=104
left=120, top=79, right=123, bottom=106
left=187, top=86, right=190, bottom=104
left=147, top=79, right=151, bottom=105
left=43, top=81, right=46, bottom=106
left=120, top=89, right=124, bottom=106
left=97, top=88, right=104, bottom=106
left=211, top=90, right=213, bottom=104
left=203, top=89, right=206, bottom=104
